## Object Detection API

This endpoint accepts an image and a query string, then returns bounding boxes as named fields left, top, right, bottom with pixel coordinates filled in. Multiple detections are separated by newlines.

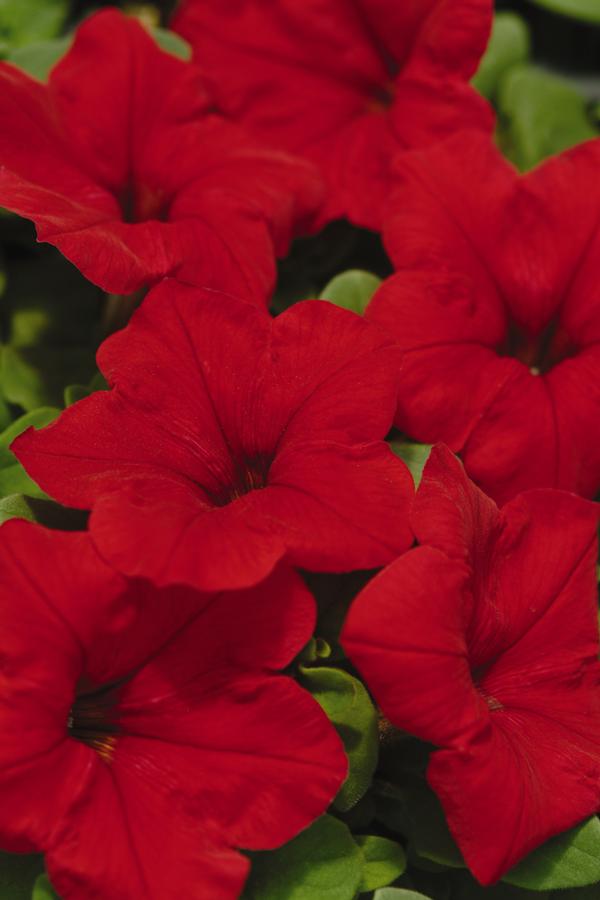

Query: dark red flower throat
left=68, top=680, right=123, bottom=762
left=207, top=453, right=272, bottom=508
left=118, top=180, right=170, bottom=224
left=500, top=318, right=578, bottom=374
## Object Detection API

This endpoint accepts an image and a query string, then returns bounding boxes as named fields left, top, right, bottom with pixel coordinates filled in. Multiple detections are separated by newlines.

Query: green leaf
left=300, top=666, right=378, bottom=811
left=374, top=781, right=464, bottom=870
left=64, top=371, right=108, bottom=407
left=0, top=493, right=39, bottom=524
left=527, top=0, right=600, bottom=23
left=472, top=13, right=530, bottom=101
left=0, top=493, right=87, bottom=528
left=355, top=835, right=406, bottom=892
left=0, top=407, right=58, bottom=499
left=454, top=868, right=600, bottom=898
left=1, top=253, right=98, bottom=409
left=497, top=64, right=598, bottom=171
left=6, top=35, right=72, bottom=80
left=390, top=442, right=432, bottom=488
left=320, top=270, right=382, bottom=315
left=244, top=815, right=363, bottom=900
left=2, top=345, right=95, bottom=412
left=504, top=817, right=600, bottom=890
left=151, top=26, right=192, bottom=60
left=0, top=852, right=43, bottom=900
left=0, top=406, right=59, bottom=462
left=32, top=874, right=59, bottom=899
left=373, top=890, right=433, bottom=900
left=0, top=0, right=68, bottom=55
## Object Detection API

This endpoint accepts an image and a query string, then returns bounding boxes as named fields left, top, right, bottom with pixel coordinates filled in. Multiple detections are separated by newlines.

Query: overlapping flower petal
left=13, top=281, right=414, bottom=590
left=369, top=134, right=600, bottom=503
left=0, top=521, right=346, bottom=898
left=172, top=0, right=494, bottom=229
left=342, top=445, right=600, bottom=884
left=0, top=9, right=323, bottom=303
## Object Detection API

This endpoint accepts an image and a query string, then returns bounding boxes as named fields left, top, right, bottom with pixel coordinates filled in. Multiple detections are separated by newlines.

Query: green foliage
left=527, top=0, right=600, bottom=23
left=320, top=270, right=382, bottom=315
left=373, top=890, right=433, bottom=900
left=152, top=26, right=191, bottom=60
left=244, top=815, right=363, bottom=900
left=32, top=874, right=59, bottom=899
left=376, top=778, right=600, bottom=892
left=0, top=0, right=67, bottom=56
left=0, top=493, right=40, bottom=525
left=375, top=781, right=464, bottom=870
left=390, top=442, right=432, bottom=488
left=300, top=666, right=379, bottom=811
left=0, top=493, right=87, bottom=528
left=355, top=835, right=406, bottom=892
left=0, top=852, right=43, bottom=900
left=6, top=22, right=190, bottom=82
left=6, top=35, right=72, bottom=80
left=64, top=371, right=108, bottom=407
left=472, top=13, right=530, bottom=101
left=504, top=817, right=600, bottom=890
left=497, top=64, right=598, bottom=171
left=0, top=406, right=59, bottom=499
left=453, top=870, right=600, bottom=898
left=1, top=253, right=98, bottom=411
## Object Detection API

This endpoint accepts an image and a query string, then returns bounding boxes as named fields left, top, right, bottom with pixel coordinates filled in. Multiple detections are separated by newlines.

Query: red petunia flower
left=171, top=0, right=494, bottom=230
left=13, top=280, right=414, bottom=591
left=0, top=520, right=346, bottom=899
left=368, top=133, right=600, bottom=504
left=0, top=9, right=323, bottom=303
left=342, top=444, right=600, bottom=885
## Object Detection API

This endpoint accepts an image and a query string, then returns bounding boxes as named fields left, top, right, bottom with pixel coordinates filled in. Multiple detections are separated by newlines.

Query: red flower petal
left=372, top=134, right=600, bottom=501
left=411, top=445, right=499, bottom=569
left=14, top=282, right=413, bottom=590
left=342, top=545, right=487, bottom=748
left=0, top=524, right=345, bottom=896
left=172, top=0, right=492, bottom=228
left=267, top=441, right=413, bottom=570
left=429, top=702, right=600, bottom=886
left=47, top=765, right=250, bottom=900
left=344, top=450, right=600, bottom=884
left=0, top=10, right=322, bottom=300
left=116, top=674, right=346, bottom=850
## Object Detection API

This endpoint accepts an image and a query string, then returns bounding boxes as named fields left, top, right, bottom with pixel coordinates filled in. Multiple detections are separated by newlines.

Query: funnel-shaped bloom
left=0, top=521, right=346, bottom=899
left=0, top=9, right=323, bottom=303
left=172, top=0, right=494, bottom=229
left=342, top=445, right=600, bottom=885
left=369, top=133, right=600, bottom=503
left=13, top=280, right=414, bottom=591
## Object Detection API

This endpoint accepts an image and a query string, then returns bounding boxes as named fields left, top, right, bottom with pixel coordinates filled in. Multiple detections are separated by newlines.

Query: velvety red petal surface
left=411, top=445, right=500, bottom=571
left=0, top=10, right=322, bottom=300
left=344, top=448, right=600, bottom=884
left=266, top=441, right=413, bottom=570
left=13, top=282, right=413, bottom=590
left=172, top=0, right=492, bottom=228
left=0, top=523, right=345, bottom=896
left=429, top=701, right=600, bottom=886
left=0, top=523, right=125, bottom=850
left=373, top=134, right=600, bottom=501
left=47, top=764, right=250, bottom=900
left=341, top=545, right=486, bottom=749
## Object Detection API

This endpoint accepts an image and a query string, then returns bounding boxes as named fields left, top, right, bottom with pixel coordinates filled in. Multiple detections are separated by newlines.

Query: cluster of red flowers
left=1, top=2, right=600, bottom=898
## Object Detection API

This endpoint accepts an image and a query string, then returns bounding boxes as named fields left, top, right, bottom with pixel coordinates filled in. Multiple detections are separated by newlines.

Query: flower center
left=498, top=319, right=578, bottom=375
left=67, top=681, right=121, bottom=763
left=366, top=79, right=396, bottom=113
left=119, top=181, right=170, bottom=223
left=207, top=454, right=272, bottom=508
